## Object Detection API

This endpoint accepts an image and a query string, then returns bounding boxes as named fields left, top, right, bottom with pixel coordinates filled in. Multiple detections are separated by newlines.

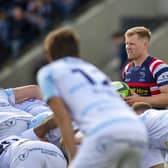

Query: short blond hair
left=125, top=26, right=151, bottom=41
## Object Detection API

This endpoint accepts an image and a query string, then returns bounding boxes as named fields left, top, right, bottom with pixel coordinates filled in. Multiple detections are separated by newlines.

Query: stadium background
left=0, top=0, right=168, bottom=88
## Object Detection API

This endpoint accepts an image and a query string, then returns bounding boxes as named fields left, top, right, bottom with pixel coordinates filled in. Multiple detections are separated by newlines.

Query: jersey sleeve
left=4, top=88, right=16, bottom=105
left=149, top=59, right=168, bottom=87
left=37, top=66, right=60, bottom=102
left=155, top=64, right=168, bottom=87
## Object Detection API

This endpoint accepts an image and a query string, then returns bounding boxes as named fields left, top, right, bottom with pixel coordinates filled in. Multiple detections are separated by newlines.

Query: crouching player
left=0, top=85, right=68, bottom=168
left=133, top=102, right=168, bottom=168
left=0, top=114, right=67, bottom=168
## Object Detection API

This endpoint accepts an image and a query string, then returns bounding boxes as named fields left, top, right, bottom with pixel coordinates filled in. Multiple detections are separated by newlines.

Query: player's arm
left=140, top=85, right=168, bottom=108
left=13, top=85, right=42, bottom=103
left=21, top=114, right=57, bottom=141
left=145, top=62, right=168, bottom=108
left=48, top=97, right=76, bottom=162
left=37, top=67, right=76, bottom=160
left=124, top=86, right=168, bottom=108
left=33, top=115, right=56, bottom=140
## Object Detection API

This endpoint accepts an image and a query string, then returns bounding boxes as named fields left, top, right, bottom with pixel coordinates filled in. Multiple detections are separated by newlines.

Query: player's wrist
left=34, top=124, right=48, bottom=139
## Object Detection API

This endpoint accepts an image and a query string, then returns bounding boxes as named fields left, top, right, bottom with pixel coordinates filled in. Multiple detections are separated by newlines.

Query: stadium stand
left=0, top=0, right=94, bottom=67
left=0, top=0, right=168, bottom=87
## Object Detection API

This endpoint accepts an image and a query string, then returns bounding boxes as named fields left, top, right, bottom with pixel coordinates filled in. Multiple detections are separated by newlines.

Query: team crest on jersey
left=139, top=71, right=146, bottom=82
left=18, top=149, right=29, bottom=161
left=5, top=118, right=16, bottom=127
left=96, top=136, right=114, bottom=153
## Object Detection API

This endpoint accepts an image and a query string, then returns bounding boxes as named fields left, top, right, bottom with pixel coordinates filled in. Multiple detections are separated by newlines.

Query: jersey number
left=72, top=69, right=110, bottom=86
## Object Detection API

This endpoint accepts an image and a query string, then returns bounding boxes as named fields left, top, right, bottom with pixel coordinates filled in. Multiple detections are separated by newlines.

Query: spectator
left=0, top=10, right=9, bottom=47
left=112, top=31, right=128, bottom=72
left=0, top=0, right=94, bottom=67
left=103, top=31, right=127, bottom=80
left=12, top=0, right=28, bottom=10
left=0, top=10, right=11, bottom=65
left=54, top=0, right=79, bottom=20
left=27, top=0, right=59, bottom=34
left=8, top=6, right=39, bottom=58
left=122, top=26, right=168, bottom=109
left=0, top=37, right=11, bottom=68
left=0, top=0, right=15, bottom=11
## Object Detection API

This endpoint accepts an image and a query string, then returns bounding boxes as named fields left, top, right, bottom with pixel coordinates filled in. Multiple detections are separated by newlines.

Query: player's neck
left=134, top=54, right=148, bottom=67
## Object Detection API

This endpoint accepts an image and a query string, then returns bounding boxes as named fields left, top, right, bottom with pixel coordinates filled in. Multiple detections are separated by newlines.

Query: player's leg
left=9, top=140, right=67, bottom=168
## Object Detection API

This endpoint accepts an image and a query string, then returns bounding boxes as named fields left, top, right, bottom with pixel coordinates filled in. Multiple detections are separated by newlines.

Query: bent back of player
left=37, top=26, right=148, bottom=168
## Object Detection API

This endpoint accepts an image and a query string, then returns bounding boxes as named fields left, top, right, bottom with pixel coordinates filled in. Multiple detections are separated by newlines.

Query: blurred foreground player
left=37, top=26, right=148, bottom=168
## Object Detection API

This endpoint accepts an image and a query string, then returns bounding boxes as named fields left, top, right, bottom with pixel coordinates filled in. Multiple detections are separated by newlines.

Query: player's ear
left=46, top=55, right=53, bottom=63
left=143, top=39, right=149, bottom=48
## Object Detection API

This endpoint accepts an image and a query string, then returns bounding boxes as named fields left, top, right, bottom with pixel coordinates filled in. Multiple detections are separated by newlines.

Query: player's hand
left=123, top=90, right=142, bottom=106
left=45, top=115, right=57, bottom=130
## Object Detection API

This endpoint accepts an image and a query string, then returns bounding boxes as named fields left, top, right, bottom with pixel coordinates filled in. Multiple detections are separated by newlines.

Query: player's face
left=125, top=34, right=146, bottom=61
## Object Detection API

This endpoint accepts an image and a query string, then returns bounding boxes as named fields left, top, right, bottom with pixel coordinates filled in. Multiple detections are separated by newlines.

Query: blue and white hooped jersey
left=140, top=109, right=168, bottom=150
left=37, top=57, right=142, bottom=134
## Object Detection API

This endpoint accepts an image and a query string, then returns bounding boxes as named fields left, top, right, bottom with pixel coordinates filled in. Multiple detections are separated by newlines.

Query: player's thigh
left=9, top=140, right=67, bottom=168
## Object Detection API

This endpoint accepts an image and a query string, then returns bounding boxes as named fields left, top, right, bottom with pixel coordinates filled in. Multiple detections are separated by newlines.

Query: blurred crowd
left=0, top=0, right=91, bottom=68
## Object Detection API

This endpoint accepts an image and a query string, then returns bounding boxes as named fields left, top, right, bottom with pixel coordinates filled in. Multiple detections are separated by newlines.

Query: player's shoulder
left=149, top=56, right=167, bottom=70
left=123, top=61, right=134, bottom=71
left=37, top=63, right=55, bottom=78
left=122, top=61, right=134, bottom=77
left=139, top=109, right=155, bottom=122
left=147, top=56, right=168, bottom=81
left=142, top=109, right=164, bottom=121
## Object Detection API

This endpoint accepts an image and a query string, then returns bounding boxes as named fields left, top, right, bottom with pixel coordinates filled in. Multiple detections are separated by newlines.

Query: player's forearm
left=33, top=116, right=57, bottom=139
left=60, top=123, right=77, bottom=161
left=48, top=97, right=77, bottom=160
left=14, top=85, right=42, bottom=103
left=33, top=123, right=49, bottom=139
left=55, top=110, right=77, bottom=161
left=54, top=110, right=76, bottom=160
left=140, top=94, right=168, bottom=108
